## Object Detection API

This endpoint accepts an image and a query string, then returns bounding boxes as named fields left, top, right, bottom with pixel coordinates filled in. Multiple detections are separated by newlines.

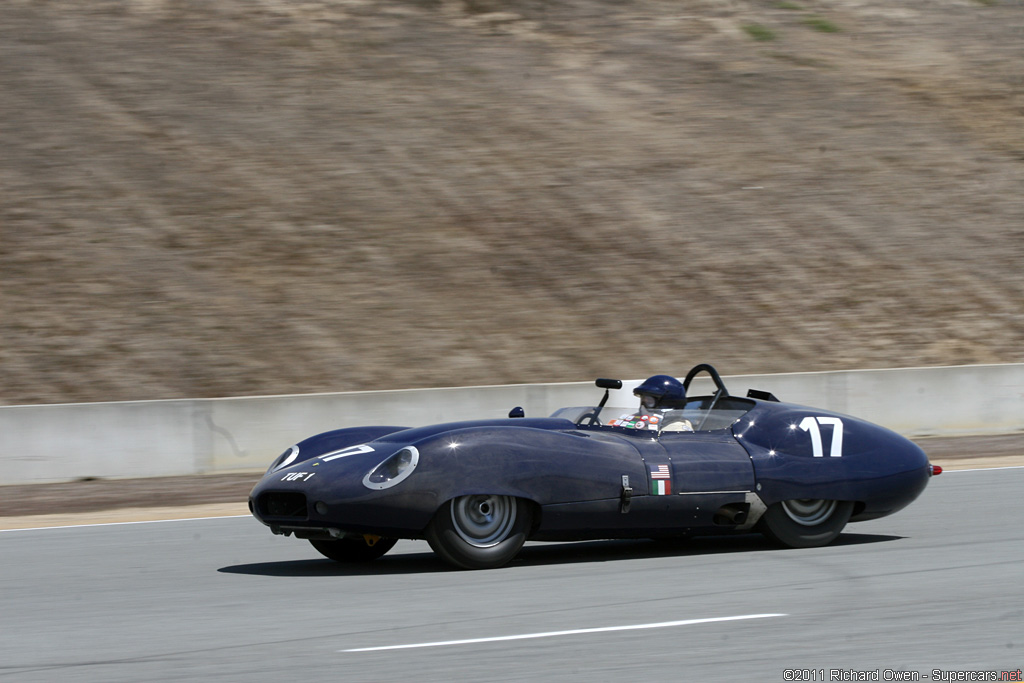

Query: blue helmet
left=633, top=375, right=686, bottom=410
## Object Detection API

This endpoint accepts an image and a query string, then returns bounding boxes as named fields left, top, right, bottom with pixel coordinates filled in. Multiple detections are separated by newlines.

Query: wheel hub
left=781, top=499, right=837, bottom=526
left=451, top=494, right=517, bottom=547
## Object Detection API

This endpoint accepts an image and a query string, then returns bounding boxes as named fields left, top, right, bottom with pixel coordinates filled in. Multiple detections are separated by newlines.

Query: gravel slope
left=1, top=0, right=1023, bottom=406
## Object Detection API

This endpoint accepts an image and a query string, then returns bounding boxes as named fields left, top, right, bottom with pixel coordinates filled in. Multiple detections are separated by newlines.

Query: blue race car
left=249, top=364, right=938, bottom=569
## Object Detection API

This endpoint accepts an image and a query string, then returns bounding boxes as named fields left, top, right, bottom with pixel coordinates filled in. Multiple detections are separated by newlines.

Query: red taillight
left=930, top=464, right=943, bottom=476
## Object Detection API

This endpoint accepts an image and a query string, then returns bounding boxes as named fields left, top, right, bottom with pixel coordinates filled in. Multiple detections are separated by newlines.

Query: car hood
left=372, top=417, right=580, bottom=445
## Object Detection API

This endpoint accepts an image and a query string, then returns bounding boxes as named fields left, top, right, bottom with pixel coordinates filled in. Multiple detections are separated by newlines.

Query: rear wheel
left=309, top=535, right=397, bottom=562
left=758, top=499, right=854, bottom=548
left=426, top=494, right=532, bottom=569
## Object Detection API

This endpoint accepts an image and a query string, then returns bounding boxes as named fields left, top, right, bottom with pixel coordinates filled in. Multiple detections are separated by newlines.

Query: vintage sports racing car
left=249, top=364, right=938, bottom=569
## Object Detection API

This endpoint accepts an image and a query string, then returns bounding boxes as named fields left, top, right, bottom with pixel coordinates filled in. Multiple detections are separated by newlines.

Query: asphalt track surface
left=2, top=467, right=1022, bottom=683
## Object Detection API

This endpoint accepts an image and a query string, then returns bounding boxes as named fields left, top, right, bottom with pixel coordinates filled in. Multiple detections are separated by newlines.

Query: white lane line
left=0, top=515, right=250, bottom=533
left=340, top=613, right=787, bottom=653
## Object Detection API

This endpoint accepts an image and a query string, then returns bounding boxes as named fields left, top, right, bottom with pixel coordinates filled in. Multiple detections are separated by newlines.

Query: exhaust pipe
left=715, top=505, right=748, bottom=525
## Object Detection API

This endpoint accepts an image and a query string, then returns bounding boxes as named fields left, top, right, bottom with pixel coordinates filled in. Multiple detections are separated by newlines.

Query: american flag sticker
left=649, top=464, right=671, bottom=495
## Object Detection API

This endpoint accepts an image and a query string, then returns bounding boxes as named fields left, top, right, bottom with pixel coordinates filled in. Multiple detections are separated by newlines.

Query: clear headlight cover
left=267, top=445, right=299, bottom=474
left=362, top=446, right=419, bottom=490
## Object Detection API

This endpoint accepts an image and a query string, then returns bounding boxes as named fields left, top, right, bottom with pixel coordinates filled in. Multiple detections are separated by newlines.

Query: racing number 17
left=799, top=417, right=844, bottom=457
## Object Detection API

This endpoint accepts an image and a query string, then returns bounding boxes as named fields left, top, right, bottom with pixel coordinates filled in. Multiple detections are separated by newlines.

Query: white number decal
left=798, top=417, right=844, bottom=457
left=319, top=443, right=376, bottom=462
left=817, top=417, right=844, bottom=457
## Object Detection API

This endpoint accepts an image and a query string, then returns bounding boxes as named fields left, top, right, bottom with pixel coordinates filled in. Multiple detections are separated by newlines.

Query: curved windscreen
left=551, top=396, right=754, bottom=434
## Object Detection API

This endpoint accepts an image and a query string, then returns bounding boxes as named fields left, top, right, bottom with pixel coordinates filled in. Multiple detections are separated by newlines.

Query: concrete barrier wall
left=2, top=363, right=1022, bottom=484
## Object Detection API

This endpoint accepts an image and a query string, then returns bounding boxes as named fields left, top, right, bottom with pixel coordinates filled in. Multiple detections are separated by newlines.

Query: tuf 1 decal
left=319, top=444, right=376, bottom=462
left=798, top=417, right=844, bottom=457
left=281, top=471, right=316, bottom=482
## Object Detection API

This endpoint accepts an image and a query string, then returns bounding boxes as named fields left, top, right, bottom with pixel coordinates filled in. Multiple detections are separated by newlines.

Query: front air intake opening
left=258, top=492, right=308, bottom=519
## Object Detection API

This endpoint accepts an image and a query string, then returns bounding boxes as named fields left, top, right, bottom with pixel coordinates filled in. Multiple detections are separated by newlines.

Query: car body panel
left=732, top=402, right=931, bottom=520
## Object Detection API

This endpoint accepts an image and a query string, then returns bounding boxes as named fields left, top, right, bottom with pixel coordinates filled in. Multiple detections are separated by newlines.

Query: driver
left=608, top=375, right=693, bottom=432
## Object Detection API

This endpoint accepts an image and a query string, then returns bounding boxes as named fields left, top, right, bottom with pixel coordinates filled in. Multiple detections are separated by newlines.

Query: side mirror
left=508, top=406, right=525, bottom=418
left=588, top=379, right=622, bottom=424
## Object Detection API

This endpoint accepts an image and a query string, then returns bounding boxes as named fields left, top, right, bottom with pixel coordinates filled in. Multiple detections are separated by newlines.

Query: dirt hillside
left=2, top=0, right=1022, bottom=406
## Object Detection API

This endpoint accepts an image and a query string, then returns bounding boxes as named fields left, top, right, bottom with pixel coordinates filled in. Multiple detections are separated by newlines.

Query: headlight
left=267, top=445, right=299, bottom=474
left=362, top=446, right=419, bottom=490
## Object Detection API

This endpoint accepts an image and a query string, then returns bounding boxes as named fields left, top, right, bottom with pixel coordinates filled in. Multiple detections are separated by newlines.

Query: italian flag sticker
left=651, top=479, right=671, bottom=495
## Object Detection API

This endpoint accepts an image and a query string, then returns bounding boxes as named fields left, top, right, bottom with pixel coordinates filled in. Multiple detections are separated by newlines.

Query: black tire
left=425, top=495, right=533, bottom=569
left=758, top=499, right=854, bottom=548
left=309, top=535, right=398, bottom=562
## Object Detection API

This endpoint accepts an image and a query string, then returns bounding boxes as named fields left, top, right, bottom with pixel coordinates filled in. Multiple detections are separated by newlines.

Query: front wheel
left=758, top=499, right=854, bottom=548
left=309, top=535, right=398, bottom=562
left=425, top=494, right=533, bottom=569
